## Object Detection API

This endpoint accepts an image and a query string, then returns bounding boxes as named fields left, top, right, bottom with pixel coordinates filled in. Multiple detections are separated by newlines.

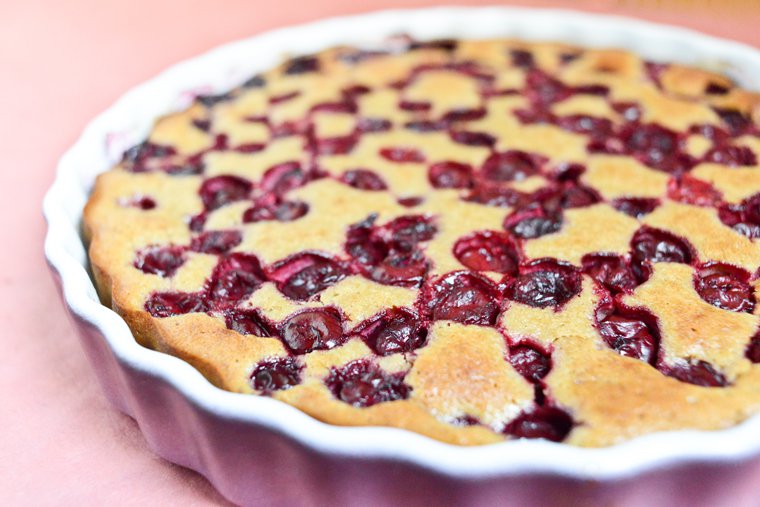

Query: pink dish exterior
left=44, top=7, right=760, bottom=505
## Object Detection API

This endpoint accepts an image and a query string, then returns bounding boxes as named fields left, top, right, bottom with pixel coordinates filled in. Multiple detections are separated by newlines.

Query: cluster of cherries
left=122, top=40, right=760, bottom=442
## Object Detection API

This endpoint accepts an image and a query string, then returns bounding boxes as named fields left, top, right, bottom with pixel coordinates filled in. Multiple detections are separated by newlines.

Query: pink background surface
left=3, top=0, right=760, bottom=505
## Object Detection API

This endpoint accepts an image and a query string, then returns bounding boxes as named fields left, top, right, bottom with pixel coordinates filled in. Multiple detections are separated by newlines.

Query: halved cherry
left=611, top=197, right=660, bottom=219
left=325, top=359, right=410, bottom=407
left=428, top=161, right=474, bottom=189
left=145, top=291, right=206, bottom=318
left=504, top=207, right=562, bottom=239
left=423, top=271, right=501, bottom=325
left=694, top=262, right=754, bottom=313
left=666, top=174, right=722, bottom=207
left=251, top=356, right=303, bottom=393
left=190, top=230, right=242, bottom=255
left=356, top=307, right=427, bottom=356
left=134, top=245, right=186, bottom=277
left=205, top=253, right=266, bottom=308
left=504, top=259, right=582, bottom=309
left=379, top=147, right=426, bottom=163
left=280, top=307, right=344, bottom=354
left=480, top=150, right=545, bottom=182
left=661, top=359, right=728, bottom=387
left=268, top=253, right=347, bottom=301
left=225, top=309, right=273, bottom=337
left=581, top=253, right=639, bottom=294
left=596, top=300, right=660, bottom=365
left=503, top=405, right=574, bottom=442
left=199, top=175, right=252, bottom=211
left=630, top=226, right=695, bottom=267
left=509, top=342, right=552, bottom=383
left=453, top=231, right=520, bottom=275
left=341, top=169, right=388, bottom=191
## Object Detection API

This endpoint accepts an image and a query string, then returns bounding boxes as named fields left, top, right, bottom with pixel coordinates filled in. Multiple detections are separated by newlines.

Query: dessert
left=84, top=37, right=760, bottom=447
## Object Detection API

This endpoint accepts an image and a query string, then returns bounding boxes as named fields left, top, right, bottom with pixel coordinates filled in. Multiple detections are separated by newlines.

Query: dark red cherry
left=280, top=308, right=344, bottom=354
left=398, top=99, right=431, bottom=112
left=397, top=196, right=424, bottom=207
left=199, top=175, right=252, bottom=211
left=620, top=123, right=694, bottom=174
left=190, top=230, right=242, bottom=255
left=555, top=115, right=613, bottom=138
left=424, top=272, right=501, bottom=325
left=251, top=357, right=302, bottom=393
left=370, top=250, right=429, bottom=288
left=325, top=359, right=410, bottom=407
left=612, top=101, right=642, bottom=122
left=259, top=162, right=308, bottom=196
left=480, top=150, right=545, bottom=182
left=284, top=55, right=320, bottom=75
left=582, top=253, right=639, bottom=294
left=340, top=169, right=388, bottom=191
left=405, top=120, right=448, bottom=132
left=234, top=142, right=264, bottom=154
left=409, top=38, right=458, bottom=52
left=123, top=142, right=177, bottom=171
left=704, top=145, right=757, bottom=167
left=551, top=163, right=586, bottom=183
left=453, top=231, right=520, bottom=275
left=597, top=302, right=659, bottom=364
left=120, top=195, right=157, bottom=210
left=164, top=160, right=205, bottom=176
left=145, top=291, right=206, bottom=318
left=358, top=307, right=427, bottom=355
left=243, top=200, right=309, bottom=223
left=514, top=107, right=556, bottom=125
left=465, top=185, right=529, bottom=208
left=504, top=406, right=574, bottom=442
left=662, top=360, right=728, bottom=387
left=694, top=262, right=754, bottom=313
left=505, top=259, right=582, bottom=309
left=379, top=147, right=426, bottom=163
left=666, top=175, right=722, bottom=207
left=385, top=215, right=437, bottom=250
left=313, top=134, right=358, bottom=156
left=525, top=69, right=574, bottom=105
left=510, top=49, right=535, bottom=68
left=718, top=194, right=760, bottom=239
left=206, top=253, right=266, bottom=307
left=134, top=245, right=186, bottom=277
left=188, top=212, right=207, bottom=233
left=509, top=343, right=551, bottom=382
left=690, top=123, right=731, bottom=143
left=428, top=161, right=474, bottom=189
left=345, top=215, right=388, bottom=266
left=746, top=330, right=760, bottom=363
left=356, top=117, right=392, bottom=133
left=242, top=74, right=265, bottom=88
left=269, top=253, right=347, bottom=301
left=225, top=309, right=273, bottom=336
left=451, top=415, right=481, bottom=427
left=553, top=183, right=601, bottom=209
left=196, top=92, right=233, bottom=107
left=612, top=197, right=660, bottom=218
left=714, top=107, right=754, bottom=136
left=442, top=108, right=487, bottom=123
left=630, top=226, right=694, bottom=267
left=504, top=208, right=562, bottom=239
left=311, top=100, right=357, bottom=114
left=449, top=130, right=496, bottom=147
left=644, top=61, right=667, bottom=87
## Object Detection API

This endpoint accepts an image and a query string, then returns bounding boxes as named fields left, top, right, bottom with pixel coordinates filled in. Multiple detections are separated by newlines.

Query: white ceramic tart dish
left=45, top=7, right=760, bottom=506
